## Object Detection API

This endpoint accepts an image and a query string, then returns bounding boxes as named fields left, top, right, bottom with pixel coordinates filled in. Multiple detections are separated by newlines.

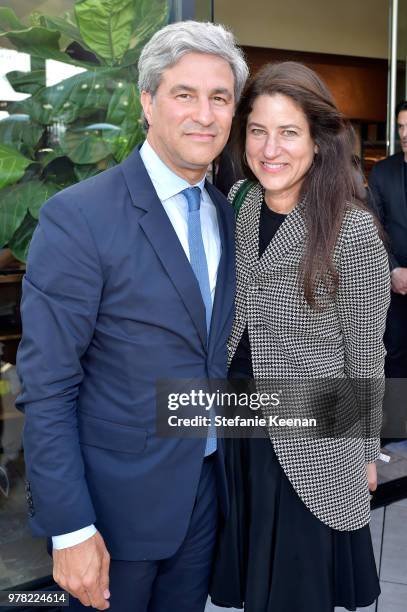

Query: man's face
left=141, top=52, right=235, bottom=182
left=397, top=110, right=407, bottom=155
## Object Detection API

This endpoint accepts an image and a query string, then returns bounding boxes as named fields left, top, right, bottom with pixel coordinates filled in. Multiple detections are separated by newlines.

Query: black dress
left=209, top=202, right=380, bottom=612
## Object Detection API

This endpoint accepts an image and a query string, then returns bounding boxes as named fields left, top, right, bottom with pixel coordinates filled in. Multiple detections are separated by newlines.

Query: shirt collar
left=140, top=139, right=206, bottom=201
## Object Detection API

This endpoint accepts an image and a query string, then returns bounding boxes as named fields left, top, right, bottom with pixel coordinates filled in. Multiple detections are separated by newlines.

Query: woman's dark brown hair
left=233, top=61, right=364, bottom=309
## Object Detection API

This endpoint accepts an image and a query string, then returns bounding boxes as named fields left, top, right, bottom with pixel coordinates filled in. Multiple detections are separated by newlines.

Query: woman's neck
left=264, top=188, right=300, bottom=214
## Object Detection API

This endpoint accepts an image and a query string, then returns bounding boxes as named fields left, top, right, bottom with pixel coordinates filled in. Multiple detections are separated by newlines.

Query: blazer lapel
left=205, top=181, right=235, bottom=350
left=256, top=202, right=307, bottom=275
left=120, top=149, right=207, bottom=349
left=239, top=183, right=307, bottom=274
left=240, top=182, right=263, bottom=266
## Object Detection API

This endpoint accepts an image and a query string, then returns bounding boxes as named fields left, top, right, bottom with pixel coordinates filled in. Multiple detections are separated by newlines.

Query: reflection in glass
left=0, top=352, right=53, bottom=589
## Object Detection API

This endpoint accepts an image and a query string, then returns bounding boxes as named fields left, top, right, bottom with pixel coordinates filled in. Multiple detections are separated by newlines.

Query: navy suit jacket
left=368, top=151, right=407, bottom=270
left=16, top=148, right=235, bottom=560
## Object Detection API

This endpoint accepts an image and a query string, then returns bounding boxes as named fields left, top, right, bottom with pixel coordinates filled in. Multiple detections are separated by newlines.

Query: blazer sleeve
left=16, top=191, right=103, bottom=536
left=368, top=165, right=399, bottom=270
left=336, top=211, right=391, bottom=463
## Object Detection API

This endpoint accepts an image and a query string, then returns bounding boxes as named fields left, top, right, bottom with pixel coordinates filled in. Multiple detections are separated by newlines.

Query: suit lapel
left=205, top=181, right=235, bottom=351
left=120, top=149, right=207, bottom=349
left=400, top=154, right=407, bottom=214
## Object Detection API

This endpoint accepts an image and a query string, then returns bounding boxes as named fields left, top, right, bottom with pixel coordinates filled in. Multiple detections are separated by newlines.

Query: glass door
left=388, top=0, right=407, bottom=153
left=378, top=0, right=407, bottom=505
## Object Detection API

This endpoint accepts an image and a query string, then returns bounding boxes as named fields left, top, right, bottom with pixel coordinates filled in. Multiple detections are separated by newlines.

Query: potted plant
left=0, top=0, right=169, bottom=361
left=0, top=0, right=169, bottom=263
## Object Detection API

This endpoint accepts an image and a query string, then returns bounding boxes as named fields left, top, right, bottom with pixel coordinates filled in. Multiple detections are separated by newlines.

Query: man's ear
left=140, top=91, right=153, bottom=127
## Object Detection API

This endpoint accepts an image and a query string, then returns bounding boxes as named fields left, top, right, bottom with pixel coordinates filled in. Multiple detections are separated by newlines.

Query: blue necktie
left=182, top=187, right=216, bottom=456
left=182, top=187, right=212, bottom=333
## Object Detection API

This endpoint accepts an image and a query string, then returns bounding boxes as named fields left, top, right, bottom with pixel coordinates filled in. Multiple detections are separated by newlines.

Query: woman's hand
left=366, top=463, right=378, bottom=492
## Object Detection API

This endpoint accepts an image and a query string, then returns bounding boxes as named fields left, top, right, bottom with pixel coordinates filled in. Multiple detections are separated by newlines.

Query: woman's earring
left=243, top=151, right=247, bottom=165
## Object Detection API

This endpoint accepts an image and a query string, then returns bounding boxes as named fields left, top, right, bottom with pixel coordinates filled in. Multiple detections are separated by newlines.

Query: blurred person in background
left=369, top=100, right=407, bottom=378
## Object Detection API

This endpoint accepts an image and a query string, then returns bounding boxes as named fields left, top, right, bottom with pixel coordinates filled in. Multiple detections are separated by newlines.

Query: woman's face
left=245, top=93, right=317, bottom=202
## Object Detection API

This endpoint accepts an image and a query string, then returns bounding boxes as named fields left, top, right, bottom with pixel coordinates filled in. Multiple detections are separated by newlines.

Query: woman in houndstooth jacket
left=210, top=62, right=391, bottom=612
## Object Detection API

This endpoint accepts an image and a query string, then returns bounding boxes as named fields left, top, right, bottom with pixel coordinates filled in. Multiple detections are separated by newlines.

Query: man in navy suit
left=16, top=21, right=248, bottom=612
left=369, top=100, right=407, bottom=378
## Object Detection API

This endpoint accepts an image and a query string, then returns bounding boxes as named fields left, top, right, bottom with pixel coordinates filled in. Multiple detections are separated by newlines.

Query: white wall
left=215, top=0, right=389, bottom=59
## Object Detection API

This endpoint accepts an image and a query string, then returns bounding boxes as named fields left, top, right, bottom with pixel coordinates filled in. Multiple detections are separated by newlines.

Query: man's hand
left=53, top=531, right=110, bottom=609
left=391, top=267, right=407, bottom=294
left=366, top=462, right=378, bottom=492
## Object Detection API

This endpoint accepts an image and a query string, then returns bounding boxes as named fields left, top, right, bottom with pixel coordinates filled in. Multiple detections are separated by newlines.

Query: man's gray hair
left=138, top=21, right=249, bottom=104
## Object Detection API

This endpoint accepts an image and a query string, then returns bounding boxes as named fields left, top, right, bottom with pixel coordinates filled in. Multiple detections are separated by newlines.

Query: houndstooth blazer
left=228, top=180, right=391, bottom=531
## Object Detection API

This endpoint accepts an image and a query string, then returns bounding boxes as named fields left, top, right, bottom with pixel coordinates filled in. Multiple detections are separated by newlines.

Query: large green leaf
left=0, top=144, right=31, bottom=190
left=11, top=70, right=113, bottom=126
left=122, top=0, right=169, bottom=67
left=41, top=14, right=83, bottom=46
left=111, top=115, right=144, bottom=162
left=73, top=156, right=116, bottom=181
left=8, top=212, right=38, bottom=262
left=40, top=14, right=99, bottom=58
left=60, top=124, right=118, bottom=164
left=0, top=185, right=28, bottom=247
left=6, top=69, right=45, bottom=95
left=0, top=115, right=43, bottom=154
left=130, top=0, right=169, bottom=50
left=75, top=0, right=136, bottom=65
left=106, top=83, right=143, bottom=162
left=26, top=180, right=59, bottom=219
left=106, top=81, right=138, bottom=125
left=0, top=8, right=95, bottom=69
left=0, top=24, right=61, bottom=56
left=0, top=180, right=58, bottom=248
left=0, top=7, right=24, bottom=32
left=73, top=163, right=100, bottom=182
left=9, top=95, right=53, bottom=127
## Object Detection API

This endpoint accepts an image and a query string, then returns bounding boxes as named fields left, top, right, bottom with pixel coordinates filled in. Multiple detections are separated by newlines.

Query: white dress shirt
left=52, top=140, right=221, bottom=549
left=140, top=139, right=221, bottom=303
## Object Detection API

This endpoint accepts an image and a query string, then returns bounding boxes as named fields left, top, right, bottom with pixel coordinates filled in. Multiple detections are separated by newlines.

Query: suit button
left=25, top=480, right=34, bottom=511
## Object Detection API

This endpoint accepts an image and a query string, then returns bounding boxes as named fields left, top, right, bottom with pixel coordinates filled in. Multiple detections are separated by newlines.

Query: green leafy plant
left=0, top=0, right=169, bottom=262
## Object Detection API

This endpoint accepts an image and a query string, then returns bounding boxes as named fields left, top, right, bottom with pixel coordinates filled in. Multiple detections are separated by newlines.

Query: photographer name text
left=167, top=415, right=317, bottom=428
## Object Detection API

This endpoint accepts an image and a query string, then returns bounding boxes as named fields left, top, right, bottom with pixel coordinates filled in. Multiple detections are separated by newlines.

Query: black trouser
left=69, top=456, right=218, bottom=612
left=384, top=292, right=407, bottom=378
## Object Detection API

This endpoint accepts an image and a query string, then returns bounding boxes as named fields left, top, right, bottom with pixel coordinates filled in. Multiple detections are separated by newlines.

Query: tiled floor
left=206, top=441, right=407, bottom=612
left=206, top=501, right=407, bottom=612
